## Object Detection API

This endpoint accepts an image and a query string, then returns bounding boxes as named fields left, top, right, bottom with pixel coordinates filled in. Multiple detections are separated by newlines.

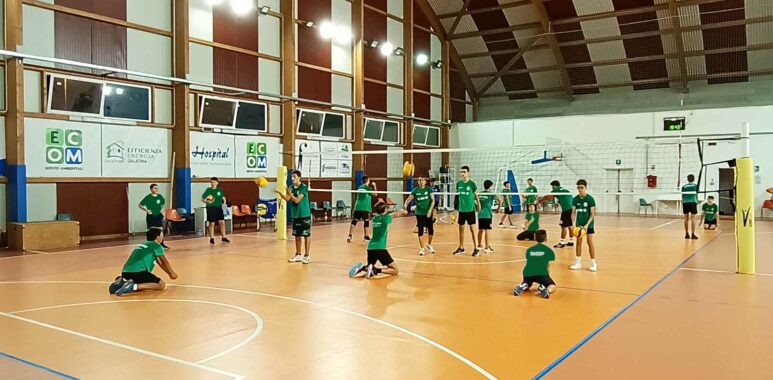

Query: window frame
left=198, top=95, right=239, bottom=129
left=235, top=98, right=269, bottom=132
left=412, top=124, right=440, bottom=147
left=296, top=108, right=347, bottom=140
left=46, top=73, right=107, bottom=118
left=363, top=117, right=403, bottom=145
left=101, top=82, right=153, bottom=123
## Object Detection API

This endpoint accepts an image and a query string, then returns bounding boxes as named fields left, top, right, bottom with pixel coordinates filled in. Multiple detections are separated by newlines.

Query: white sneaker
left=485, top=246, right=495, bottom=253
left=365, top=264, right=374, bottom=279
left=288, top=255, right=302, bottom=263
left=509, top=225, right=518, bottom=229
left=426, top=245, right=435, bottom=254
left=302, top=255, right=311, bottom=264
left=589, top=262, right=597, bottom=272
left=419, top=248, right=425, bottom=256
left=498, top=224, right=507, bottom=229
left=569, top=261, right=582, bottom=270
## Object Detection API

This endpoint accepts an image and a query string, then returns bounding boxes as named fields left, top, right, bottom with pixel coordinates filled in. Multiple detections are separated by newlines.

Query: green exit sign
left=664, top=117, right=686, bottom=131
left=615, top=159, right=622, bottom=165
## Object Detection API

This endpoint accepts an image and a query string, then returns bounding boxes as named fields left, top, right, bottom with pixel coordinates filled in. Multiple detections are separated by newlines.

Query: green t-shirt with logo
left=411, top=186, right=433, bottom=216
left=291, top=183, right=311, bottom=219
left=573, top=194, right=596, bottom=229
left=140, top=194, right=165, bottom=216
left=553, top=187, right=573, bottom=211
left=526, top=212, right=540, bottom=231
left=456, top=180, right=478, bottom=213
left=368, top=214, right=392, bottom=250
left=522, top=243, right=555, bottom=277
left=502, top=188, right=512, bottom=207
left=122, top=241, right=164, bottom=273
left=354, top=184, right=374, bottom=212
left=478, top=191, right=494, bottom=219
left=525, top=185, right=538, bottom=204
left=681, top=182, right=698, bottom=203
left=703, top=203, right=718, bottom=221
left=202, top=187, right=225, bottom=207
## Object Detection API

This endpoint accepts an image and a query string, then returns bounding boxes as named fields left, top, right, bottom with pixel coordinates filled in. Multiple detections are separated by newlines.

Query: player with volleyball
left=404, top=176, right=435, bottom=256
left=201, top=177, right=230, bottom=245
left=570, top=179, right=597, bottom=272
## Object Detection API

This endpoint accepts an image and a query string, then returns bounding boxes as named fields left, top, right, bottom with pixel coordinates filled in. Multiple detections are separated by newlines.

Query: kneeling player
left=110, top=229, right=178, bottom=296
left=349, top=202, right=406, bottom=279
left=702, top=195, right=718, bottom=230
left=513, top=230, right=556, bottom=299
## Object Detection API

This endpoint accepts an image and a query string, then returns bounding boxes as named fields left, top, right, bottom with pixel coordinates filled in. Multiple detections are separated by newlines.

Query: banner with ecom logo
left=25, top=118, right=102, bottom=177
left=234, top=135, right=281, bottom=178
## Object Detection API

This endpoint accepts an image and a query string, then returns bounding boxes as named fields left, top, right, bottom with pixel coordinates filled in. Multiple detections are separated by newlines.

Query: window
left=296, top=109, right=346, bottom=139
left=363, top=118, right=403, bottom=145
left=47, top=74, right=152, bottom=122
left=199, top=96, right=238, bottom=128
left=413, top=125, right=440, bottom=147
left=235, top=100, right=267, bottom=132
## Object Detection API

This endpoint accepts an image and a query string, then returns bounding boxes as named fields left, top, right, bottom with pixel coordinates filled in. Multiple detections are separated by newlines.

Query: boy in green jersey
left=404, top=177, right=435, bottom=256
left=110, top=229, right=178, bottom=296
left=512, top=230, right=556, bottom=299
left=349, top=201, right=407, bottom=279
left=498, top=181, right=515, bottom=228
left=454, top=166, right=481, bottom=257
left=547, top=180, right=574, bottom=248
left=570, top=179, right=597, bottom=272
left=348, top=176, right=378, bottom=242
left=517, top=203, right=540, bottom=241
left=476, top=180, right=497, bottom=253
left=523, top=178, right=538, bottom=205
left=138, top=183, right=169, bottom=249
left=702, top=195, right=718, bottom=230
left=681, top=174, right=699, bottom=240
left=276, top=170, right=312, bottom=264
left=201, top=177, right=230, bottom=245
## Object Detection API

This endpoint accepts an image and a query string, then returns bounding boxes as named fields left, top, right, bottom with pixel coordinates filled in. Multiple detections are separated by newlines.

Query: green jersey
left=525, top=212, right=540, bottom=231
left=354, top=184, right=374, bottom=212
left=368, top=214, right=392, bottom=250
left=291, top=183, right=311, bottom=219
left=681, top=182, right=698, bottom=203
left=502, top=188, right=512, bottom=207
left=456, top=180, right=478, bottom=212
left=140, top=194, right=165, bottom=216
left=122, top=241, right=164, bottom=273
left=525, top=185, right=538, bottom=204
left=573, top=194, right=596, bottom=229
left=702, top=203, right=718, bottom=221
left=411, top=186, right=433, bottom=216
left=202, top=187, right=225, bottom=207
left=553, top=187, right=573, bottom=211
left=478, top=191, right=494, bottom=219
left=522, top=243, right=555, bottom=277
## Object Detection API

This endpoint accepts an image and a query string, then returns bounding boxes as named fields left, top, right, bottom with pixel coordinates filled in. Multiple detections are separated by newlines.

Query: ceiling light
left=104, top=85, right=113, bottom=96
left=303, top=20, right=315, bottom=28
left=229, top=0, right=252, bottom=15
left=319, top=21, right=335, bottom=40
left=368, top=40, right=380, bottom=48
left=416, top=53, right=429, bottom=65
left=207, top=0, right=224, bottom=5
left=259, top=5, right=270, bottom=14
left=115, top=88, right=125, bottom=95
left=432, top=60, right=443, bottom=69
left=379, top=41, right=394, bottom=57
left=334, top=25, right=352, bottom=45
left=393, top=47, right=405, bottom=56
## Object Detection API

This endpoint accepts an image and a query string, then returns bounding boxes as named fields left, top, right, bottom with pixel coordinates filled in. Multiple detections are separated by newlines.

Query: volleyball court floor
left=0, top=212, right=770, bottom=379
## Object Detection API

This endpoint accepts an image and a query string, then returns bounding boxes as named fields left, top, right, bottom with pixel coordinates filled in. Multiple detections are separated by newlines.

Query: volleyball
left=256, top=203, right=268, bottom=216
left=255, top=176, right=269, bottom=188
left=572, top=227, right=587, bottom=238
left=206, top=195, right=214, bottom=202
left=402, top=161, right=415, bottom=177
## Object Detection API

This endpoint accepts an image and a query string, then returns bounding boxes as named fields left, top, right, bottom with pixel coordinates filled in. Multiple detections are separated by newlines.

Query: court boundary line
left=0, top=280, right=497, bottom=380
left=532, top=232, right=723, bottom=379
left=0, top=350, right=79, bottom=379
left=680, top=267, right=773, bottom=276
left=9, top=298, right=264, bottom=365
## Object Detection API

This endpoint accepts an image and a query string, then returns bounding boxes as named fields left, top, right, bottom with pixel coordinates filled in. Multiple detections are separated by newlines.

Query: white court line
left=9, top=298, right=263, bottom=365
left=679, top=268, right=773, bottom=276
left=0, top=281, right=498, bottom=380
left=649, top=219, right=680, bottom=230
left=0, top=308, right=244, bottom=379
left=395, top=258, right=526, bottom=265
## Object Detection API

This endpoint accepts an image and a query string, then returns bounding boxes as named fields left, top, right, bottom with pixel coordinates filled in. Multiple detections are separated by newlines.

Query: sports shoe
left=288, top=254, right=302, bottom=263
left=301, top=255, right=311, bottom=264
left=538, top=285, right=550, bottom=299
left=209, top=238, right=215, bottom=245
left=365, top=264, right=375, bottom=279
left=109, top=276, right=125, bottom=295
left=553, top=242, right=566, bottom=248
left=349, top=263, right=365, bottom=278
left=512, top=283, right=528, bottom=296
left=222, top=237, right=231, bottom=243
left=418, top=248, right=426, bottom=256
left=364, top=236, right=371, bottom=241
left=685, top=234, right=690, bottom=239
left=485, top=246, right=495, bottom=253
left=691, top=234, right=699, bottom=240
left=426, top=245, right=435, bottom=254
left=347, top=235, right=352, bottom=243
left=115, top=280, right=137, bottom=296
left=589, top=261, right=598, bottom=272
left=569, top=261, right=582, bottom=270
left=453, top=247, right=465, bottom=256
left=565, top=241, right=574, bottom=247
left=509, top=225, right=518, bottom=229
left=472, top=249, right=481, bottom=257
left=498, top=223, right=506, bottom=229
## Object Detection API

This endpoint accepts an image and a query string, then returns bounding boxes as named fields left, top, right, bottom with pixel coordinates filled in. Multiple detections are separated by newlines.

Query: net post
left=276, top=166, right=288, bottom=240
left=735, top=157, right=755, bottom=274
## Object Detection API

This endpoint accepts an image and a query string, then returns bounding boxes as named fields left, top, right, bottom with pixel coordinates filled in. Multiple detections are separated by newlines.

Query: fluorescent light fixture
left=334, top=25, right=352, bottom=45
left=303, top=20, right=315, bottom=28
left=379, top=41, right=394, bottom=57
left=259, top=5, right=270, bottom=14
left=368, top=40, right=380, bottom=48
left=319, top=21, right=335, bottom=40
left=230, top=0, right=252, bottom=15
left=393, top=47, right=405, bottom=56
left=432, top=60, right=443, bottom=69
left=416, top=53, right=429, bottom=65
left=115, top=88, right=124, bottom=95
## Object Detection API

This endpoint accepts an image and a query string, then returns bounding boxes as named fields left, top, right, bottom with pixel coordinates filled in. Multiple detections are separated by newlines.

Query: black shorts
left=585, top=227, right=596, bottom=235
left=367, top=249, right=394, bottom=266
left=293, top=217, right=312, bottom=237
left=522, top=275, right=555, bottom=288
left=416, top=215, right=434, bottom=236
left=683, top=202, right=698, bottom=215
left=146, top=213, right=164, bottom=228
left=206, top=206, right=225, bottom=222
left=122, top=271, right=161, bottom=284
left=352, top=210, right=370, bottom=221
left=560, top=209, right=573, bottom=228
left=457, top=211, right=476, bottom=225
left=704, top=219, right=717, bottom=226
left=503, top=206, right=513, bottom=215
left=453, top=195, right=459, bottom=211
left=478, top=218, right=492, bottom=230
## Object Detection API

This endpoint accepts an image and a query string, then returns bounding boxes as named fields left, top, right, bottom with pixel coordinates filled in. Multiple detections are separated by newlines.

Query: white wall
left=27, top=184, right=57, bottom=222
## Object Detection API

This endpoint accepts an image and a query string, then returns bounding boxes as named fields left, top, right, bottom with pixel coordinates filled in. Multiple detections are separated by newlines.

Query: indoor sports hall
left=0, top=0, right=772, bottom=379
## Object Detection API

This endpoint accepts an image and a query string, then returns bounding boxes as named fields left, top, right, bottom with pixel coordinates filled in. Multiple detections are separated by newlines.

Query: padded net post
left=735, top=157, right=755, bottom=274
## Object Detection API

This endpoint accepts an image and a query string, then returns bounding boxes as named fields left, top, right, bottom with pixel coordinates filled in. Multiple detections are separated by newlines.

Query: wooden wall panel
left=298, top=66, right=332, bottom=103
left=364, top=81, right=387, bottom=112
left=413, top=91, right=430, bottom=119
left=219, top=182, right=260, bottom=208
left=363, top=8, right=387, bottom=81
left=297, top=0, right=331, bottom=67
left=413, top=27, right=430, bottom=92
left=55, top=0, right=127, bottom=70
left=364, top=143, right=387, bottom=178
left=57, top=183, right=129, bottom=237
left=412, top=152, right=431, bottom=178
left=213, top=7, right=259, bottom=51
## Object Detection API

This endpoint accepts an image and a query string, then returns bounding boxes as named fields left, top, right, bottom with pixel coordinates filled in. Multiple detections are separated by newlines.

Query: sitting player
left=517, top=203, right=540, bottom=241
left=110, top=229, right=178, bottom=296
left=349, top=201, right=407, bottom=279
left=702, top=195, right=718, bottom=230
left=513, top=230, right=556, bottom=299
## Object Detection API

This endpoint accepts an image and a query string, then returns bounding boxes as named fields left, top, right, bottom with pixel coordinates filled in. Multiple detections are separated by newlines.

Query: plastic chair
left=335, top=200, right=351, bottom=219
left=639, top=198, right=654, bottom=215
left=231, top=206, right=246, bottom=228
left=309, top=202, right=324, bottom=222
left=164, top=209, right=186, bottom=235
left=321, top=201, right=333, bottom=221
left=386, top=198, right=397, bottom=212
left=240, top=205, right=258, bottom=226
left=762, top=200, right=773, bottom=217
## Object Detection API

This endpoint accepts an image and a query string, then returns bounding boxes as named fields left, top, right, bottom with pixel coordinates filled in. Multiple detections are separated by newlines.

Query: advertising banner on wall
left=190, top=131, right=235, bottom=178
left=25, top=118, right=102, bottom=177
left=295, top=140, right=320, bottom=178
left=320, top=142, right=352, bottom=178
left=234, top=135, right=281, bottom=178
left=101, top=125, right=171, bottom=177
